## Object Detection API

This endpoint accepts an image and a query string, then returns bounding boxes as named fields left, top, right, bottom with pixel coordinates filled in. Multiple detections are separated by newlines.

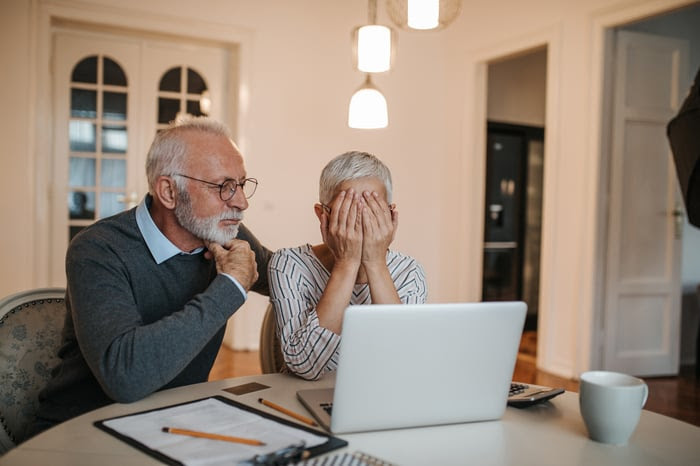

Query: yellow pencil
left=161, top=427, right=266, bottom=446
left=258, top=398, right=318, bottom=427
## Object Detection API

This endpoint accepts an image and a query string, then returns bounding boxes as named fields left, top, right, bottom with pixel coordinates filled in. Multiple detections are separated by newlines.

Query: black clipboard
left=94, top=395, right=347, bottom=465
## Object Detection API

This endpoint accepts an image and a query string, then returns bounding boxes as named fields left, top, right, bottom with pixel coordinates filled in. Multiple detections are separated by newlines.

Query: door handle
left=117, top=191, right=139, bottom=210
left=484, top=241, right=517, bottom=249
left=672, top=203, right=684, bottom=239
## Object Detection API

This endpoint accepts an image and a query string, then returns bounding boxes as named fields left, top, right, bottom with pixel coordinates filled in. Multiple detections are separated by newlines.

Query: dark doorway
left=482, top=122, right=544, bottom=331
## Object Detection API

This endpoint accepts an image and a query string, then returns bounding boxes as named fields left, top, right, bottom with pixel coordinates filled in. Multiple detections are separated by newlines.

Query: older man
left=30, top=117, right=270, bottom=435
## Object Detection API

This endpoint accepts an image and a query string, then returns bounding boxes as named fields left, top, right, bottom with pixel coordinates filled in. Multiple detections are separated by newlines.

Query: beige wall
left=488, top=47, right=547, bottom=127
left=1, top=0, right=37, bottom=295
left=1, top=0, right=694, bottom=376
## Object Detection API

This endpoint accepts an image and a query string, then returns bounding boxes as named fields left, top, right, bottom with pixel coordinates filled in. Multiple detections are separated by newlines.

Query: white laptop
left=297, top=301, right=527, bottom=434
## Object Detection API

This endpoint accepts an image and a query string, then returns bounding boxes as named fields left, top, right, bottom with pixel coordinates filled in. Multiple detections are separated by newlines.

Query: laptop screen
left=299, top=301, right=527, bottom=433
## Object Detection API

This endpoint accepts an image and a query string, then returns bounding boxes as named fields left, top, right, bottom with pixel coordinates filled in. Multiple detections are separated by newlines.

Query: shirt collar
left=136, top=194, right=204, bottom=264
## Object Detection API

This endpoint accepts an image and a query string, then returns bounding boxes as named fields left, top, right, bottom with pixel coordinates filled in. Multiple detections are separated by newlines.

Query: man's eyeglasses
left=175, top=174, right=258, bottom=201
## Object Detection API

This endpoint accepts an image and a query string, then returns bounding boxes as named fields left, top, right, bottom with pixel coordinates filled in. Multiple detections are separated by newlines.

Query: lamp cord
left=368, top=0, right=377, bottom=24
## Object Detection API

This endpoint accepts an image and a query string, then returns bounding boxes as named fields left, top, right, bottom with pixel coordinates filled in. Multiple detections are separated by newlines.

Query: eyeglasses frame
left=174, top=174, right=258, bottom=201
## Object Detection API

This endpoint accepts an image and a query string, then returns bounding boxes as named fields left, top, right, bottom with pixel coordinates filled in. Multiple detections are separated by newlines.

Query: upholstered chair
left=0, top=288, right=66, bottom=453
left=258, top=303, right=287, bottom=374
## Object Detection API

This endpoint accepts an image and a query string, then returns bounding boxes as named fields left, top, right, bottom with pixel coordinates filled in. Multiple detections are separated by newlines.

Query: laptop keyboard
left=320, top=383, right=549, bottom=416
left=507, top=382, right=565, bottom=407
left=321, top=402, right=333, bottom=415
left=509, top=382, right=529, bottom=396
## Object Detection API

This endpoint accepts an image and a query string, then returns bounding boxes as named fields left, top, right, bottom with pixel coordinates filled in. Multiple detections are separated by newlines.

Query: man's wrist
left=221, top=272, right=247, bottom=299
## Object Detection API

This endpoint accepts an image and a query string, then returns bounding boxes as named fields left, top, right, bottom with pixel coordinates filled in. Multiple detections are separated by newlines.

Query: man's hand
left=205, top=239, right=259, bottom=291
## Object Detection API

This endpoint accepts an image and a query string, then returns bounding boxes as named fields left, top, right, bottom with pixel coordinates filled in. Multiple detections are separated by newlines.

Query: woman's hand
left=320, top=189, right=363, bottom=268
left=360, top=191, right=396, bottom=266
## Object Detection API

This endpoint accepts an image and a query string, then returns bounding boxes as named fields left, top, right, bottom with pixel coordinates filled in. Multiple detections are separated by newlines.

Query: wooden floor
left=210, top=346, right=700, bottom=428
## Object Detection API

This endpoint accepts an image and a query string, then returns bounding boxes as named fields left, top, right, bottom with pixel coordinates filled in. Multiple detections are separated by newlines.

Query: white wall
left=2, top=0, right=696, bottom=375
left=488, top=47, right=547, bottom=127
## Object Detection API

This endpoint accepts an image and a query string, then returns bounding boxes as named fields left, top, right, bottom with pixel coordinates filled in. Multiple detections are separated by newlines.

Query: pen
left=258, top=398, right=318, bottom=427
left=161, top=427, right=266, bottom=446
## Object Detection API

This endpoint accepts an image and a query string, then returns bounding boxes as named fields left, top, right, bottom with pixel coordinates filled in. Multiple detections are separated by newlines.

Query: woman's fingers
left=324, top=190, right=363, bottom=263
left=362, top=191, right=392, bottom=236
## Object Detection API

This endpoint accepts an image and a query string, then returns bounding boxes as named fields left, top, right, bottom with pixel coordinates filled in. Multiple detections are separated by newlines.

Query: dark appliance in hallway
left=482, top=122, right=544, bottom=330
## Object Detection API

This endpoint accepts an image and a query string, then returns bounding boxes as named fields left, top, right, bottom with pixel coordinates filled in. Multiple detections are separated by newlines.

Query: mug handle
left=641, top=382, right=649, bottom=408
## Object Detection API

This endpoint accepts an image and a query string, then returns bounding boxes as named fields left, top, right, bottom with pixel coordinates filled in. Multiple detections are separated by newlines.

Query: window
left=68, top=55, right=128, bottom=240
left=157, top=66, right=210, bottom=129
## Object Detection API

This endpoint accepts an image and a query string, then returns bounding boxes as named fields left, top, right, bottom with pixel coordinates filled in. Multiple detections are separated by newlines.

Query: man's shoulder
left=68, top=210, right=140, bottom=254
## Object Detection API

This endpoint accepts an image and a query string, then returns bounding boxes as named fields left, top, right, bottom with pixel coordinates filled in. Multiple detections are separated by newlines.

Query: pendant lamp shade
left=354, top=25, right=394, bottom=73
left=386, top=0, right=463, bottom=31
left=348, top=75, right=388, bottom=129
left=407, top=0, right=440, bottom=29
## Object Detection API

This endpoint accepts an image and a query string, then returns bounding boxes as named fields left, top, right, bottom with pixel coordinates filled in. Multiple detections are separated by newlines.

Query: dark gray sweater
left=35, top=205, right=270, bottom=425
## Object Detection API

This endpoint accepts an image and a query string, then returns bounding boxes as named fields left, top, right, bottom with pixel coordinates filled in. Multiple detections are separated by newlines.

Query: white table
left=1, top=373, right=699, bottom=465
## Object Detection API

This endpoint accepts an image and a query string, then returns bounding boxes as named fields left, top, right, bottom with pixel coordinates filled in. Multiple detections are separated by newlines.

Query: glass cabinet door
left=67, top=54, right=129, bottom=240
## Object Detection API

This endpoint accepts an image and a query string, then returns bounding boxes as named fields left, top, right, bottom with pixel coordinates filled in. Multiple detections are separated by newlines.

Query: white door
left=603, top=30, right=689, bottom=376
left=138, top=39, right=228, bottom=195
left=51, top=28, right=229, bottom=285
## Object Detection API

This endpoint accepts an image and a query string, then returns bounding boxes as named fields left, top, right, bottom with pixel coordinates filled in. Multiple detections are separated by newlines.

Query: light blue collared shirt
left=135, top=195, right=246, bottom=298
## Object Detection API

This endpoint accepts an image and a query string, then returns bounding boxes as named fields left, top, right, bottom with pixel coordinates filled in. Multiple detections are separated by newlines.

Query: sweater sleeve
left=268, top=249, right=341, bottom=380
left=66, top=235, right=245, bottom=403
left=237, top=223, right=272, bottom=296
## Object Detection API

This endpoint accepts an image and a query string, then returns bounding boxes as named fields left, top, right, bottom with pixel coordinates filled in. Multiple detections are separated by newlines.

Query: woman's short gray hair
left=145, top=116, right=232, bottom=193
left=319, top=151, right=393, bottom=204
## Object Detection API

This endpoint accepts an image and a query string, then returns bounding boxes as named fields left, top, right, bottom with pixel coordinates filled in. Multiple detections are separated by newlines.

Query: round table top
left=2, top=373, right=699, bottom=466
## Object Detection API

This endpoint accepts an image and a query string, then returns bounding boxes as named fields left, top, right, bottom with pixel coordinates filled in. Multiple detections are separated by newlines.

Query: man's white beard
left=174, top=188, right=243, bottom=245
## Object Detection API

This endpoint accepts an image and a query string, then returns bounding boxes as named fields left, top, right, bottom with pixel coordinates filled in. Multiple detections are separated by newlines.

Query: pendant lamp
left=386, top=0, right=463, bottom=31
left=354, top=25, right=394, bottom=72
left=353, top=0, right=395, bottom=73
left=348, top=75, right=388, bottom=129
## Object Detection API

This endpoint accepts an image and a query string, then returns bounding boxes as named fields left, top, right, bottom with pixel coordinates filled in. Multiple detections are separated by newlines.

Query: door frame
left=460, top=0, right=696, bottom=379
left=462, top=26, right=564, bottom=375
left=589, top=0, right=696, bottom=372
left=482, top=121, right=545, bottom=332
left=32, top=0, right=253, bottom=287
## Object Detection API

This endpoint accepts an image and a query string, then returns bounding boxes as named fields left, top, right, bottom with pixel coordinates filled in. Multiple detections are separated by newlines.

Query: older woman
left=268, top=151, right=427, bottom=380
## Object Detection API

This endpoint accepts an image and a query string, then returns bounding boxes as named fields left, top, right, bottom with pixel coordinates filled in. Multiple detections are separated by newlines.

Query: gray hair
left=145, top=116, right=232, bottom=194
left=319, top=151, right=393, bottom=204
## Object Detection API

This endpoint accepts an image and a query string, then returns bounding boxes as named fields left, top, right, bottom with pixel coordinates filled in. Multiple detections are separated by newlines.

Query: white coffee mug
left=579, top=371, right=648, bottom=445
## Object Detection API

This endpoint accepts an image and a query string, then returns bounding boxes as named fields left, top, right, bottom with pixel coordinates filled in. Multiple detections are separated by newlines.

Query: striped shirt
left=268, top=244, right=427, bottom=380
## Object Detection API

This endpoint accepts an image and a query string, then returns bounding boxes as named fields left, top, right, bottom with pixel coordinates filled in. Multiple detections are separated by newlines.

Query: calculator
left=507, top=382, right=565, bottom=408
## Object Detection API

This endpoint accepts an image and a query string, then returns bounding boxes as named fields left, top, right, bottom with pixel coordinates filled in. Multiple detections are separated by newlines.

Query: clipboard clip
left=239, top=441, right=309, bottom=465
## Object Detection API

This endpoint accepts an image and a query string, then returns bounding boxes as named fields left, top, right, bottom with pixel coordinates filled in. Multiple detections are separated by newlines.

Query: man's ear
left=314, top=203, right=327, bottom=222
left=155, top=176, right=178, bottom=210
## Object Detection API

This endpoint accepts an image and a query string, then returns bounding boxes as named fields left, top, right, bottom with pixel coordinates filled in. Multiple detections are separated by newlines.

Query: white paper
left=102, top=397, right=328, bottom=466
